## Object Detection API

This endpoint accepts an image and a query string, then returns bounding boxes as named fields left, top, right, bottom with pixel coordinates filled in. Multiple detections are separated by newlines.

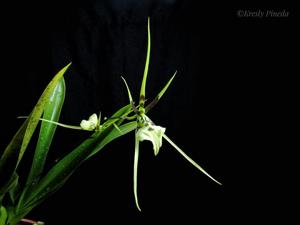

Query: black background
left=0, top=0, right=295, bottom=224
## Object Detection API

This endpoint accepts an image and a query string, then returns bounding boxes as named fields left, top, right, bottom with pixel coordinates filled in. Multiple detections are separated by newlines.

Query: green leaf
left=28, top=77, right=65, bottom=185
left=145, top=71, right=177, bottom=112
left=19, top=121, right=137, bottom=213
left=0, top=205, right=8, bottom=225
left=100, top=104, right=133, bottom=133
left=17, top=78, right=66, bottom=209
left=88, top=104, right=136, bottom=156
left=0, top=63, right=71, bottom=190
left=17, top=63, right=71, bottom=166
left=8, top=174, right=20, bottom=205
left=0, top=121, right=28, bottom=190
left=0, top=173, right=18, bottom=202
left=139, top=17, right=151, bottom=107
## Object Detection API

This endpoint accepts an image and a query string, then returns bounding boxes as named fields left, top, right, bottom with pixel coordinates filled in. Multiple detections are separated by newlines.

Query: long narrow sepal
left=163, top=134, right=222, bottom=185
left=139, top=17, right=151, bottom=107
left=156, top=71, right=177, bottom=100
left=134, top=132, right=142, bottom=211
left=121, top=76, right=133, bottom=103
left=145, top=71, right=177, bottom=112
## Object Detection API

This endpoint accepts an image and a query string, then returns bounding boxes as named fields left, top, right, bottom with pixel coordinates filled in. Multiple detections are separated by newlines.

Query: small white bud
left=80, top=113, right=98, bottom=131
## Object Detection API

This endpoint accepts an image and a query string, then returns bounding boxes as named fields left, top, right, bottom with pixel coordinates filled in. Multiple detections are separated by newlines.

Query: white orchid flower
left=119, top=18, right=222, bottom=212
left=136, top=115, right=166, bottom=156
left=80, top=113, right=98, bottom=131
left=19, top=113, right=101, bottom=132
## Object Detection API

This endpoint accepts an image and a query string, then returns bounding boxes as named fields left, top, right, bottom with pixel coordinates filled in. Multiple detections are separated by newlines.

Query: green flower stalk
left=18, top=112, right=104, bottom=132
left=121, top=17, right=222, bottom=211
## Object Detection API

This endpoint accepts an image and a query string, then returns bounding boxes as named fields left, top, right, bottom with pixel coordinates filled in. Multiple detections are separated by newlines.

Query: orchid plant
left=0, top=18, right=221, bottom=225
left=119, top=18, right=222, bottom=211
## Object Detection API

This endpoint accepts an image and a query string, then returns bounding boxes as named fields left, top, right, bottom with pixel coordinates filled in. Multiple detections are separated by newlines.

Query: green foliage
left=0, top=63, right=71, bottom=196
left=0, top=64, right=136, bottom=224
left=0, top=17, right=221, bottom=224
left=0, top=206, right=8, bottom=225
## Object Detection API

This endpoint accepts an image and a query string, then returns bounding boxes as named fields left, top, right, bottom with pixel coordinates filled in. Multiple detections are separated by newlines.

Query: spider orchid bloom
left=121, top=17, right=222, bottom=212
left=131, top=111, right=222, bottom=211
left=136, top=115, right=165, bottom=156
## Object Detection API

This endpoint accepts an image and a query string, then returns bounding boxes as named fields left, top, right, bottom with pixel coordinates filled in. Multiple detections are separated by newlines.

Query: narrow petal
left=88, top=113, right=98, bottom=125
left=145, top=71, right=177, bottom=113
left=139, top=17, right=151, bottom=107
left=121, top=76, right=133, bottom=103
left=134, top=132, right=142, bottom=211
left=163, top=134, right=222, bottom=185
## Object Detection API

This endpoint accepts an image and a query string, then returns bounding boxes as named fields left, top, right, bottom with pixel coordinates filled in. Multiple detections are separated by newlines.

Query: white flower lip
left=136, top=121, right=166, bottom=156
left=80, top=113, right=98, bottom=131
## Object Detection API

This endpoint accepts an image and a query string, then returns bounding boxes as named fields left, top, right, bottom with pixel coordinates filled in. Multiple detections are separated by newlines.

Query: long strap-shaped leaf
left=87, top=104, right=134, bottom=158
left=0, top=205, right=7, bottom=225
left=0, top=63, right=71, bottom=191
left=18, top=121, right=137, bottom=215
left=28, top=77, right=66, bottom=185
left=17, top=78, right=66, bottom=209
left=15, top=104, right=133, bottom=215
left=15, top=104, right=134, bottom=216
left=17, top=63, right=71, bottom=167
